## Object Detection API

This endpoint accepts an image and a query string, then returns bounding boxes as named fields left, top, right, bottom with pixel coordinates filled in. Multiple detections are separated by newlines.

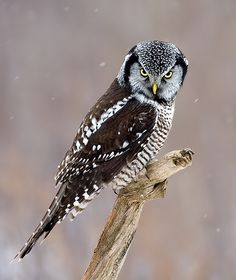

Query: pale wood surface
left=81, top=149, right=193, bottom=280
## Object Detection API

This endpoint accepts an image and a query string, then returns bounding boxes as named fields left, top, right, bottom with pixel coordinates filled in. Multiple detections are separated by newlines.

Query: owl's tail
left=14, top=184, right=68, bottom=261
left=14, top=177, right=102, bottom=261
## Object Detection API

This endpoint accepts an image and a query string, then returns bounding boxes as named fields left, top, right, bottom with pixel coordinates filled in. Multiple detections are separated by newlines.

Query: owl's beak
left=152, top=82, right=158, bottom=95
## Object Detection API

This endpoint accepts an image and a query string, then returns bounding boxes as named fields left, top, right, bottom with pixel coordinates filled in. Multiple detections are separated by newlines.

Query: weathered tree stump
left=82, top=149, right=194, bottom=280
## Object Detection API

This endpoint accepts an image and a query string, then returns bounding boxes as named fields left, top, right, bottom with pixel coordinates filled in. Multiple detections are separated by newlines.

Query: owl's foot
left=173, top=149, right=194, bottom=167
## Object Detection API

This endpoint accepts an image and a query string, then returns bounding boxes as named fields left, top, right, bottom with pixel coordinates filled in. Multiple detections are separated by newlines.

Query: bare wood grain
left=81, top=149, right=194, bottom=280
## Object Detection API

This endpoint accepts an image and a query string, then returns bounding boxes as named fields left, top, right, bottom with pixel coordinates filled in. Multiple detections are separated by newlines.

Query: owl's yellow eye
left=164, top=71, right=173, bottom=79
left=140, top=68, right=149, bottom=77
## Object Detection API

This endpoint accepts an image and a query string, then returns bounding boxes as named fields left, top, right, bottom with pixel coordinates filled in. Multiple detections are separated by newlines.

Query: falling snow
left=99, top=62, right=106, bottom=67
left=13, top=76, right=20, bottom=81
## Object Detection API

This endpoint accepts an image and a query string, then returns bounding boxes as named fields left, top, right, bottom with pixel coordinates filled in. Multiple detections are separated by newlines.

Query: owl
left=15, top=40, right=188, bottom=259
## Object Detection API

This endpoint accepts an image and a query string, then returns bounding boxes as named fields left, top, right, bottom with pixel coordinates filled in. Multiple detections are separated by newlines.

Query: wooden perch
left=81, top=149, right=194, bottom=280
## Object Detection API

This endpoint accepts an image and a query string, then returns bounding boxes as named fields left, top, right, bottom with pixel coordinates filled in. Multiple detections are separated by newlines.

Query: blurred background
left=1, top=0, right=236, bottom=279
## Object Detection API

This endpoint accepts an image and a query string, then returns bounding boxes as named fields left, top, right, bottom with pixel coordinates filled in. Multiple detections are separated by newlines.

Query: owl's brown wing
left=54, top=97, right=157, bottom=213
left=67, top=98, right=156, bottom=183
left=56, top=78, right=156, bottom=184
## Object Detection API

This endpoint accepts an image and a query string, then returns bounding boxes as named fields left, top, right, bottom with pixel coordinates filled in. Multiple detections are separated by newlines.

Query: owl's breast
left=111, top=103, right=175, bottom=192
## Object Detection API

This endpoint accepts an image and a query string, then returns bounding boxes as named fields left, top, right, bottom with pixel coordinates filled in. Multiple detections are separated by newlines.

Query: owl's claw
left=180, top=148, right=194, bottom=160
left=144, top=166, right=151, bottom=180
left=173, top=149, right=194, bottom=167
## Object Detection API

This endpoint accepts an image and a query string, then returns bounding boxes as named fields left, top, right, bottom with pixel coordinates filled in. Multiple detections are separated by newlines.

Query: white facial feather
left=128, top=63, right=184, bottom=102
left=128, top=63, right=153, bottom=98
left=158, top=65, right=184, bottom=101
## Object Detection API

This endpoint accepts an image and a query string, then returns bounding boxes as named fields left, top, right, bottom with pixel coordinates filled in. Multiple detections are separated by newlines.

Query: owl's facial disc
left=127, top=62, right=185, bottom=103
left=117, top=40, right=188, bottom=103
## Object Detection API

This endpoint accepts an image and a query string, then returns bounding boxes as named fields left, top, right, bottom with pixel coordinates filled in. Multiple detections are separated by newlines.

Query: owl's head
left=117, top=40, right=188, bottom=104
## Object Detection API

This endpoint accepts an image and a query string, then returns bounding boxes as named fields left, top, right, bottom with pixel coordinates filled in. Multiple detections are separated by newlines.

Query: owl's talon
left=180, top=149, right=194, bottom=161
left=144, top=167, right=151, bottom=180
left=173, top=149, right=194, bottom=167
left=112, top=187, right=120, bottom=195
